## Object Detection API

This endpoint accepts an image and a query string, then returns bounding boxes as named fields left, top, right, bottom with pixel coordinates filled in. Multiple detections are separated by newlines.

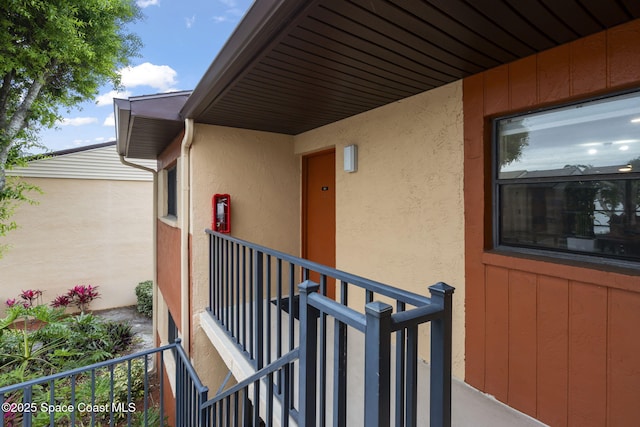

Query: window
left=168, top=310, right=177, bottom=344
left=167, top=165, right=177, bottom=218
left=494, top=90, right=640, bottom=263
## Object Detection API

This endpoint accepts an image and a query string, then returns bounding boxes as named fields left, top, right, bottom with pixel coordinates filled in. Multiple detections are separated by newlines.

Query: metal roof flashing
left=115, top=92, right=191, bottom=160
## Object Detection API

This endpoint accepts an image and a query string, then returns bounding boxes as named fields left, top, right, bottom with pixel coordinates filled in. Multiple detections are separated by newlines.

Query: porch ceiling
left=119, top=0, right=640, bottom=159
left=181, top=0, right=640, bottom=136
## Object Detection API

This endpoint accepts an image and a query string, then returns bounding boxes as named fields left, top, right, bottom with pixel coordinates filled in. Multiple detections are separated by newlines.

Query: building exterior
left=116, top=2, right=640, bottom=425
left=1, top=142, right=155, bottom=312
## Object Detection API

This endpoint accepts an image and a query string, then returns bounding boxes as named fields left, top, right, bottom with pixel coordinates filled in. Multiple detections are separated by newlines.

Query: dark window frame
left=492, top=88, right=640, bottom=269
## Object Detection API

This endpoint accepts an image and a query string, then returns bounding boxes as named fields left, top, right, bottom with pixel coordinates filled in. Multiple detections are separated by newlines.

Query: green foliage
left=135, top=280, right=153, bottom=318
left=104, top=320, right=134, bottom=354
left=0, top=300, right=163, bottom=427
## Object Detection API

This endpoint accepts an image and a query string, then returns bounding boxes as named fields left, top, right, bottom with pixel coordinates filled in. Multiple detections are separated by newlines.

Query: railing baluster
left=267, top=372, right=274, bottom=426
left=126, top=360, right=132, bottom=426
left=396, top=301, right=407, bottom=427
left=333, top=317, right=347, bottom=426
left=230, top=241, right=235, bottom=338
left=405, top=325, right=418, bottom=427
left=224, top=239, right=229, bottom=331
left=249, top=248, right=254, bottom=359
left=282, top=363, right=291, bottom=427
left=255, top=250, right=264, bottom=370
left=210, top=234, right=214, bottom=315
left=319, top=274, right=328, bottom=427
left=276, top=258, right=283, bottom=394
left=242, top=245, right=247, bottom=352
left=70, top=375, right=76, bottom=427
left=267, top=254, right=272, bottom=367
left=235, top=242, right=241, bottom=344
left=288, top=262, right=296, bottom=411
left=50, top=379, right=56, bottom=426
left=23, top=386, right=32, bottom=427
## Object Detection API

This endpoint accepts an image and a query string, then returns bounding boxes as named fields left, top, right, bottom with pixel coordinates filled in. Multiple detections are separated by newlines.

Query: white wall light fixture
left=344, top=144, right=358, bottom=173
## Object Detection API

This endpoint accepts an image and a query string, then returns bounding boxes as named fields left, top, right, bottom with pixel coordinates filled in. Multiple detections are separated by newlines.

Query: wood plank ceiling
left=185, top=0, right=640, bottom=135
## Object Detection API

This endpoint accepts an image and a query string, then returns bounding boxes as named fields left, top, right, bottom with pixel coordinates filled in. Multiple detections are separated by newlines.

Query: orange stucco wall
left=464, top=20, right=640, bottom=426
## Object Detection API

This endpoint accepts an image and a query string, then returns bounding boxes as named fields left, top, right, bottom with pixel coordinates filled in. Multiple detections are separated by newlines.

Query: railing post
left=299, top=280, right=320, bottom=427
left=364, top=301, right=393, bottom=427
left=429, top=282, right=455, bottom=427
left=173, top=339, right=184, bottom=427
left=254, top=250, right=264, bottom=369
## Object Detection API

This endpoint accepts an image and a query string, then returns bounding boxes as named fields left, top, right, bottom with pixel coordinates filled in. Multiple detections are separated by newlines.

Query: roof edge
left=180, top=0, right=317, bottom=120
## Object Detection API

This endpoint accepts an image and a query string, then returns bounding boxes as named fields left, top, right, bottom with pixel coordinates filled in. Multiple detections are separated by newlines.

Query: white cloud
left=94, top=137, right=106, bottom=142
left=96, top=90, right=131, bottom=107
left=137, top=0, right=159, bottom=8
left=119, top=62, right=178, bottom=92
left=103, top=113, right=115, bottom=127
left=59, top=117, right=98, bottom=127
left=185, top=15, right=196, bottom=29
left=212, top=15, right=228, bottom=23
left=219, top=0, right=237, bottom=7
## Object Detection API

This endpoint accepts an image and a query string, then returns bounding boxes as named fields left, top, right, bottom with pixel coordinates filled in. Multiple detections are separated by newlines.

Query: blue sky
left=37, top=0, right=254, bottom=153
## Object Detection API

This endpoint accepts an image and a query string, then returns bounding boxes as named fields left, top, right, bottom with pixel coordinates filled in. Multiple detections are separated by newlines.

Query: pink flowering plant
left=51, top=285, right=100, bottom=314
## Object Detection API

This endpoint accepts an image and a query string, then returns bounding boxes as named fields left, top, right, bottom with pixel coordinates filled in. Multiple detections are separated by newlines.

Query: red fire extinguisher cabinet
left=212, top=194, right=231, bottom=233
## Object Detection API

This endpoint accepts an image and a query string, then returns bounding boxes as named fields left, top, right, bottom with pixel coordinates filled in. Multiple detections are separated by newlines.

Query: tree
left=0, top=0, right=141, bottom=192
left=0, top=0, right=141, bottom=252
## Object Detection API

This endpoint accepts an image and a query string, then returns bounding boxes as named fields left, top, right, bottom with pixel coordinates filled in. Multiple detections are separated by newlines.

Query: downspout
left=180, top=119, right=195, bottom=356
left=118, top=156, right=158, bottom=349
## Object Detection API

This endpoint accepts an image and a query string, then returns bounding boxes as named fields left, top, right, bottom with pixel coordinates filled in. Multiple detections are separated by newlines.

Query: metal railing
left=0, top=340, right=207, bottom=427
left=207, top=229, right=454, bottom=426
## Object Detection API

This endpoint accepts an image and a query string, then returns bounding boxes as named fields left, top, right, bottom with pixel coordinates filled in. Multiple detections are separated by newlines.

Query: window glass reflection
left=498, top=91, right=640, bottom=178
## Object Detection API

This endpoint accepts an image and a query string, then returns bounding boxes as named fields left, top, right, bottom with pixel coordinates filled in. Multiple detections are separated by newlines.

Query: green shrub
left=135, top=280, right=153, bottom=318
left=104, top=320, right=134, bottom=354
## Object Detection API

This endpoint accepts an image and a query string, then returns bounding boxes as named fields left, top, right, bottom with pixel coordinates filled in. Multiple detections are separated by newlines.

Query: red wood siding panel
left=608, top=19, right=640, bottom=88
left=507, top=270, right=537, bottom=417
left=607, top=289, right=640, bottom=425
left=509, top=56, right=538, bottom=110
left=537, top=276, right=569, bottom=427
left=483, top=65, right=509, bottom=116
left=463, top=19, right=640, bottom=426
left=537, top=44, right=570, bottom=104
left=463, top=74, right=486, bottom=390
left=157, top=219, right=181, bottom=331
left=568, top=283, right=607, bottom=427
left=484, top=265, right=509, bottom=402
left=570, top=32, right=607, bottom=97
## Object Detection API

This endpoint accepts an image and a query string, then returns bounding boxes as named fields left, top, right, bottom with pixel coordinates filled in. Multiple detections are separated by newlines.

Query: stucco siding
left=0, top=177, right=153, bottom=312
left=294, top=81, right=466, bottom=378
left=188, top=125, right=299, bottom=390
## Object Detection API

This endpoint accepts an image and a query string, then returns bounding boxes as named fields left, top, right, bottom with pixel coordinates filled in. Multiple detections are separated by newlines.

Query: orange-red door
left=302, top=149, right=336, bottom=299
